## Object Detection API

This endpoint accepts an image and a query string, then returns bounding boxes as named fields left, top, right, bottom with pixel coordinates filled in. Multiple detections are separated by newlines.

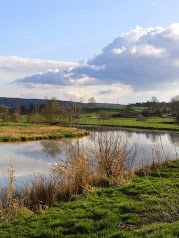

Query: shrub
left=141, top=108, right=152, bottom=117
left=136, top=114, right=147, bottom=121
left=27, top=113, right=41, bottom=124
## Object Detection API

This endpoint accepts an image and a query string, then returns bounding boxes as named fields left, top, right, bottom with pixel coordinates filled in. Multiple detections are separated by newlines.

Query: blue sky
left=1, top=0, right=179, bottom=103
left=1, top=0, right=179, bottom=61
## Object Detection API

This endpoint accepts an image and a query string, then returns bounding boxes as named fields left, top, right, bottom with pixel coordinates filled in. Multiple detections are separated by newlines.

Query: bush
left=136, top=114, right=147, bottom=121
left=141, top=108, right=152, bottom=117
left=27, top=113, right=41, bottom=124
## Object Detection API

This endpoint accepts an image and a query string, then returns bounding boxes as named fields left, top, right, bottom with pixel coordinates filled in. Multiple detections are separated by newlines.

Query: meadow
left=0, top=160, right=178, bottom=238
left=80, top=105, right=179, bottom=131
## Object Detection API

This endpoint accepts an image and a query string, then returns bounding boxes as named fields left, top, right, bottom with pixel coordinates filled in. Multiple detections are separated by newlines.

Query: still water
left=0, top=128, right=179, bottom=184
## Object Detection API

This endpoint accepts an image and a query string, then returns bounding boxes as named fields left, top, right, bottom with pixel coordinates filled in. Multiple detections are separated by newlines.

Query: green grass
left=81, top=116, right=179, bottom=131
left=0, top=122, right=89, bottom=142
left=0, top=160, right=178, bottom=237
left=81, top=105, right=179, bottom=131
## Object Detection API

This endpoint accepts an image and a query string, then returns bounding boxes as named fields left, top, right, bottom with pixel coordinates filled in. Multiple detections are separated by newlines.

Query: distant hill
left=0, top=97, right=122, bottom=108
left=0, top=97, right=67, bottom=108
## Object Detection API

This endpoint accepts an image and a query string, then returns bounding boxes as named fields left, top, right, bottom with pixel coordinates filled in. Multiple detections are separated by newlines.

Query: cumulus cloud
left=112, top=46, right=126, bottom=55
left=15, top=23, right=179, bottom=92
left=0, top=56, right=79, bottom=99
left=0, top=56, right=79, bottom=83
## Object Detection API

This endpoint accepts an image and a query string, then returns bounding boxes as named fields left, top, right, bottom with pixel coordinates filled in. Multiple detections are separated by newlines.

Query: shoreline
left=0, top=124, right=89, bottom=142
left=62, top=123, right=179, bottom=133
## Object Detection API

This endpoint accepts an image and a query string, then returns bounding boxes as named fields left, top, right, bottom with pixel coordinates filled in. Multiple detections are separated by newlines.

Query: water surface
left=0, top=128, right=179, bottom=184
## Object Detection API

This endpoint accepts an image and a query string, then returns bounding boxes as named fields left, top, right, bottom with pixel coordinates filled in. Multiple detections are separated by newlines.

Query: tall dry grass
left=52, top=127, right=138, bottom=193
left=22, top=175, right=60, bottom=210
left=85, top=128, right=137, bottom=185
left=0, top=164, right=27, bottom=222
left=52, top=152, right=93, bottom=199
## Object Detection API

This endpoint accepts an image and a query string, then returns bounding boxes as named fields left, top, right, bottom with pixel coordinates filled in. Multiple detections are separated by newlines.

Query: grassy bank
left=0, top=122, right=89, bottom=142
left=0, top=160, right=178, bottom=237
left=81, top=116, right=179, bottom=131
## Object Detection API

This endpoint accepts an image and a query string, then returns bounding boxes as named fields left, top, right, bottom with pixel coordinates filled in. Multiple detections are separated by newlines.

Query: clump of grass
left=22, top=175, right=61, bottom=211
left=86, top=127, right=137, bottom=186
left=0, top=166, right=62, bottom=219
left=0, top=164, right=27, bottom=222
left=52, top=152, right=93, bottom=199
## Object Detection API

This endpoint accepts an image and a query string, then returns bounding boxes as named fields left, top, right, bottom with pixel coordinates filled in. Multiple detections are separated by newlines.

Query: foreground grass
left=0, top=161, right=178, bottom=238
left=0, top=122, right=89, bottom=142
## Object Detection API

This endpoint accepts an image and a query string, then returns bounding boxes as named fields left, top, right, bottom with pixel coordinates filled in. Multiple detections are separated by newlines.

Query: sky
left=1, top=0, right=179, bottom=103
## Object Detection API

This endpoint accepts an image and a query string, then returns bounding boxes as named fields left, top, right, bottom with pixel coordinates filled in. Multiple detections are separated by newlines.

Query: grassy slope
left=0, top=122, right=89, bottom=142
left=0, top=161, right=178, bottom=238
left=81, top=106, right=179, bottom=131
left=82, top=114, right=179, bottom=131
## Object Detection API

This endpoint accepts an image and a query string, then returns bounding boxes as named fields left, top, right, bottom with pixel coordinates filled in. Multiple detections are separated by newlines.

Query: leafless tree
left=0, top=104, right=9, bottom=121
left=99, top=110, right=111, bottom=123
left=27, top=104, right=41, bottom=124
left=10, top=105, right=22, bottom=122
left=66, top=97, right=85, bottom=130
left=88, top=97, right=96, bottom=107
left=41, top=97, right=65, bottom=125
left=170, top=95, right=179, bottom=121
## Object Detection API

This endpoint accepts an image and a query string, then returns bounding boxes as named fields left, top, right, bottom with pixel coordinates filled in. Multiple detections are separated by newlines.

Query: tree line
left=0, top=95, right=179, bottom=125
left=0, top=97, right=85, bottom=126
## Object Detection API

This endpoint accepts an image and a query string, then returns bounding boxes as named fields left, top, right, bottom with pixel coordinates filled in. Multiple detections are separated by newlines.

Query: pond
left=0, top=128, right=179, bottom=185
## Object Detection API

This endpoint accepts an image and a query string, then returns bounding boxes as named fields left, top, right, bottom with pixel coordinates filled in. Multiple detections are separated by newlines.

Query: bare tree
left=99, top=110, right=111, bottom=123
left=151, top=96, right=160, bottom=115
left=70, top=97, right=85, bottom=130
left=10, top=105, right=22, bottom=122
left=123, top=105, right=133, bottom=118
left=65, top=101, right=76, bottom=127
left=0, top=104, right=9, bottom=121
left=170, top=95, right=179, bottom=121
left=27, top=104, right=41, bottom=124
left=41, top=97, right=65, bottom=125
left=88, top=97, right=96, bottom=107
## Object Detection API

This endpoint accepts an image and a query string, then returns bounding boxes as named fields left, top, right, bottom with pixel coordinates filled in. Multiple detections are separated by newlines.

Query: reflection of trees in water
left=124, top=130, right=133, bottom=139
left=168, top=133, right=179, bottom=148
left=144, top=132, right=162, bottom=143
left=40, top=139, right=74, bottom=158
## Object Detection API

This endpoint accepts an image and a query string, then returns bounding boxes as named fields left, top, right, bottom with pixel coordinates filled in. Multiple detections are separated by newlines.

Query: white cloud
left=131, top=44, right=165, bottom=56
left=0, top=56, right=79, bottom=82
left=69, top=75, right=96, bottom=85
left=112, top=46, right=126, bottom=55
left=166, top=23, right=179, bottom=40
left=20, top=83, right=132, bottom=103
left=4, top=23, right=179, bottom=103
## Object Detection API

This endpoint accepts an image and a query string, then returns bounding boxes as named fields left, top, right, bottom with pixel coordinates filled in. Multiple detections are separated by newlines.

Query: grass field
left=0, top=160, right=178, bottom=237
left=81, top=105, right=179, bottom=131
left=81, top=115, right=179, bottom=131
left=0, top=122, right=89, bottom=142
